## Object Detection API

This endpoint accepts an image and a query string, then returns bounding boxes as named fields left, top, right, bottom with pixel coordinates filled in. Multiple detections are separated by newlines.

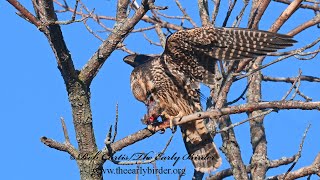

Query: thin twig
left=82, top=18, right=104, bottom=41
left=143, top=33, right=162, bottom=46
left=132, top=26, right=156, bottom=32
left=283, top=124, right=312, bottom=179
left=248, top=0, right=271, bottom=29
left=232, top=0, right=249, bottom=27
left=209, top=155, right=297, bottom=180
left=7, top=0, right=42, bottom=28
left=296, top=90, right=313, bottom=102
left=281, top=70, right=302, bottom=101
left=267, top=48, right=319, bottom=57
left=290, top=71, right=302, bottom=101
left=60, top=0, right=79, bottom=24
left=262, top=75, right=320, bottom=83
left=266, top=152, right=320, bottom=179
left=262, top=75, right=315, bottom=102
left=216, top=109, right=274, bottom=134
left=117, top=43, right=136, bottom=54
left=198, top=0, right=210, bottom=26
left=294, top=49, right=320, bottom=60
left=269, top=0, right=303, bottom=32
left=226, top=83, right=250, bottom=105
left=222, top=0, right=238, bottom=27
left=60, top=117, right=71, bottom=143
left=154, top=24, right=166, bottom=48
left=288, top=15, right=320, bottom=36
left=40, top=119, right=78, bottom=158
left=105, top=125, right=113, bottom=145
left=174, top=0, right=197, bottom=27
left=111, top=103, right=119, bottom=143
left=211, top=0, right=221, bottom=25
left=273, top=0, right=320, bottom=11
left=155, top=10, right=186, bottom=20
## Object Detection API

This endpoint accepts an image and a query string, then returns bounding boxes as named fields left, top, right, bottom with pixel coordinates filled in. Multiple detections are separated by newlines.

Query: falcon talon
left=169, top=119, right=173, bottom=130
left=171, top=125, right=177, bottom=133
left=147, top=124, right=156, bottom=132
left=159, top=128, right=166, bottom=134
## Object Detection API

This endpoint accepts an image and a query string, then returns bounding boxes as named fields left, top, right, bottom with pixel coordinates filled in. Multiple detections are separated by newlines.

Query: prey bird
left=123, top=27, right=296, bottom=172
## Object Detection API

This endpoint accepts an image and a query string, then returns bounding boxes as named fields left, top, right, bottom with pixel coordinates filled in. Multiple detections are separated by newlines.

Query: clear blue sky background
left=1, top=0, right=319, bottom=179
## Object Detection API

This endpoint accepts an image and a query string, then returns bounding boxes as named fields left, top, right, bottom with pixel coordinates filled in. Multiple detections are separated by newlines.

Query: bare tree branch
left=7, top=1, right=320, bottom=180
left=61, top=117, right=71, bottom=144
left=7, top=0, right=42, bottom=27
left=216, top=109, right=274, bottom=134
left=209, top=153, right=306, bottom=180
left=143, top=33, right=162, bottom=46
left=214, top=75, right=249, bottom=180
left=82, top=17, right=104, bottom=41
left=198, top=0, right=211, bottom=26
left=270, top=0, right=303, bottom=32
left=262, top=75, right=320, bottom=83
left=288, top=14, right=320, bottom=36
left=267, top=152, right=320, bottom=180
left=263, top=74, right=314, bottom=102
left=175, top=0, right=197, bottom=27
left=248, top=0, right=271, bottom=29
left=116, top=0, right=130, bottom=22
left=111, top=103, right=119, bottom=143
left=40, top=136, right=79, bottom=158
left=97, top=99, right=320, bottom=169
left=283, top=124, right=311, bottom=179
left=232, top=0, right=249, bottom=27
left=154, top=24, right=166, bottom=47
left=247, top=58, right=268, bottom=179
left=222, top=0, right=238, bottom=27
left=78, top=0, right=151, bottom=85
left=176, top=101, right=320, bottom=126
left=40, top=117, right=78, bottom=158
left=273, top=0, right=320, bottom=11
left=209, top=124, right=312, bottom=179
left=211, top=0, right=221, bottom=25
left=130, top=2, right=183, bottom=31
left=281, top=69, right=302, bottom=101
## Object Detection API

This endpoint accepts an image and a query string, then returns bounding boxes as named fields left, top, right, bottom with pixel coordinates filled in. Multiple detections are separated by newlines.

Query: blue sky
left=1, top=0, right=319, bottom=179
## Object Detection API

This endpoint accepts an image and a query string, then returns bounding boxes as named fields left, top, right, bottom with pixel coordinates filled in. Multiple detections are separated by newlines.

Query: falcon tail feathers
left=183, top=132, right=221, bottom=172
left=181, top=121, right=222, bottom=173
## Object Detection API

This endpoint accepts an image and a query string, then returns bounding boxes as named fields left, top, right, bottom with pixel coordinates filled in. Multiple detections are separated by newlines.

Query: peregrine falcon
left=124, top=27, right=296, bottom=172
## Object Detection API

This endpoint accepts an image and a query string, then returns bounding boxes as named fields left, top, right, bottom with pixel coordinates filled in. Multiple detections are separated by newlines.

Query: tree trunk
left=68, top=80, right=103, bottom=180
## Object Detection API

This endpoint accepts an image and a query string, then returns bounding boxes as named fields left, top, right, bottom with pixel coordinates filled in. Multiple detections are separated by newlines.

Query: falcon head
left=123, top=54, right=154, bottom=68
left=129, top=66, right=165, bottom=125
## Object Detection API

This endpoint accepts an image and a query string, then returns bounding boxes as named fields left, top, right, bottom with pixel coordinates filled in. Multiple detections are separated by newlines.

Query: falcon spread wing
left=124, top=27, right=296, bottom=173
